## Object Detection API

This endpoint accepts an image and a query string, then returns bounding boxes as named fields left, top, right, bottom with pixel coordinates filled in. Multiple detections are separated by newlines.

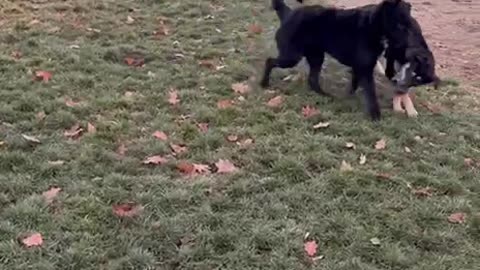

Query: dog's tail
left=272, top=0, right=302, bottom=22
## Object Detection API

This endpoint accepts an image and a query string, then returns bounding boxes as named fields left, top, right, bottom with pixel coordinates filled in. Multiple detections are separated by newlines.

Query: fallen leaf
left=126, top=15, right=135, bottom=24
left=22, top=134, right=41, bottom=144
left=112, top=203, right=143, bottom=217
left=302, top=105, right=320, bottom=118
left=412, top=187, right=435, bottom=197
left=266, top=95, right=283, bottom=108
left=448, top=212, right=466, bottom=224
left=231, top=82, right=251, bottom=94
left=42, top=187, right=61, bottom=204
left=176, top=161, right=210, bottom=176
left=87, top=122, right=96, bottom=134
left=154, top=20, right=170, bottom=38
left=124, top=91, right=135, bottom=98
left=345, top=142, right=356, bottom=149
left=370, top=237, right=381, bottom=246
left=124, top=56, right=144, bottom=67
left=35, top=71, right=52, bottom=82
left=48, top=160, right=65, bottom=166
left=197, top=123, right=209, bottom=133
left=143, top=155, right=168, bottom=165
left=64, top=124, right=83, bottom=139
left=247, top=23, right=263, bottom=34
left=226, top=135, right=238, bottom=142
left=313, top=122, right=330, bottom=129
left=215, top=159, right=238, bottom=174
left=359, top=154, right=367, bottom=165
left=237, top=138, right=254, bottom=148
left=152, top=131, right=168, bottom=141
left=375, top=139, right=387, bottom=150
left=21, top=233, right=43, bottom=248
left=376, top=173, right=392, bottom=180
left=217, top=99, right=234, bottom=109
left=65, top=97, right=82, bottom=107
left=198, top=59, right=217, bottom=70
left=168, top=89, right=180, bottom=105
left=170, top=143, right=188, bottom=155
left=36, top=111, right=46, bottom=121
left=0, top=141, right=5, bottom=146
left=405, top=146, right=412, bottom=153
left=340, top=160, right=353, bottom=172
left=304, top=240, right=318, bottom=257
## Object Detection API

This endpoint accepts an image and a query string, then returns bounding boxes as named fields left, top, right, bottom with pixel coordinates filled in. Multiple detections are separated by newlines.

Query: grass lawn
left=0, top=0, right=479, bottom=269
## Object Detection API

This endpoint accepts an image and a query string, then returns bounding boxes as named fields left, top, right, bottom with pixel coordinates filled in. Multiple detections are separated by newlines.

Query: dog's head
left=378, top=0, right=413, bottom=47
left=405, top=48, right=440, bottom=88
left=392, top=50, right=441, bottom=91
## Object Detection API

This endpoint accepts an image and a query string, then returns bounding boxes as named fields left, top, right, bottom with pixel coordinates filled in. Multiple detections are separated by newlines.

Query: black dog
left=384, top=17, right=440, bottom=89
left=261, top=0, right=414, bottom=120
left=348, top=4, right=440, bottom=95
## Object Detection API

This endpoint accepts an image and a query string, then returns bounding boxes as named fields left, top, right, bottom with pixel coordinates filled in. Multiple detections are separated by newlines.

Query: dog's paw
left=406, top=108, right=418, bottom=118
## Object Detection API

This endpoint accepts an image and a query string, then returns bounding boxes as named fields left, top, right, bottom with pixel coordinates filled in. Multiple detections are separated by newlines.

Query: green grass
left=1, top=0, right=479, bottom=269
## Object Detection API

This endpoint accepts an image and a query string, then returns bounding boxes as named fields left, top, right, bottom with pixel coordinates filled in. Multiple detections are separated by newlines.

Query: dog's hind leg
left=306, top=53, right=329, bottom=96
left=260, top=55, right=301, bottom=88
left=356, top=70, right=381, bottom=121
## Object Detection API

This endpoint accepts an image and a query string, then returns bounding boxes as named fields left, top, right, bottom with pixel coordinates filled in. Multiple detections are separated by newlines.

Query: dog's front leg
left=260, top=58, right=277, bottom=88
left=358, top=71, right=381, bottom=121
left=306, top=54, right=330, bottom=96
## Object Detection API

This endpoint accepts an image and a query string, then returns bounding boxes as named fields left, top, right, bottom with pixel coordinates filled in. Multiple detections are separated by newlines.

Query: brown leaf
left=236, top=138, right=254, bottom=148
left=464, top=158, right=474, bottom=167
left=198, top=59, right=217, bottom=70
left=176, top=161, right=210, bottom=176
left=153, top=131, right=168, bottom=141
left=345, top=142, right=356, bottom=149
left=143, top=155, right=168, bottom=165
left=168, top=89, right=180, bottom=105
left=21, top=233, right=43, bottom=248
left=217, top=99, right=234, bottom=109
left=197, top=123, right=209, bottom=133
left=35, top=71, right=52, bottom=82
left=65, top=97, right=82, bottom=107
left=412, top=187, right=435, bottom=197
left=375, top=139, right=387, bottom=150
left=304, top=240, right=318, bottom=257
left=340, top=160, right=353, bottom=172
left=405, top=147, right=412, bottom=153
left=170, top=143, right=188, bottom=155
left=87, top=122, right=96, bottom=134
left=112, top=203, right=143, bottom=217
left=226, top=135, right=239, bottom=142
left=124, top=56, right=144, bottom=67
left=313, top=122, right=330, bottom=129
left=22, top=134, right=41, bottom=144
left=447, top=212, right=466, bottom=224
left=154, top=21, right=170, bottom=38
left=64, top=124, right=83, bottom=139
left=247, top=23, right=263, bottom=35
left=266, top=95, right=283, bottom=108
left=42, top=187, right=61, bottom=204
left=231, top=82, right=251, bottom=94
left=302, top=105, right=320, bottom=118
left=376, top=173, right=392, bottom=180
left=215, top=159, right=238, bottom=174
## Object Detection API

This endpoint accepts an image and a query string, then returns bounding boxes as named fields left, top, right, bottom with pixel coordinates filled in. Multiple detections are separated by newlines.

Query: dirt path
left=332, top=0, right=480, bottom=86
